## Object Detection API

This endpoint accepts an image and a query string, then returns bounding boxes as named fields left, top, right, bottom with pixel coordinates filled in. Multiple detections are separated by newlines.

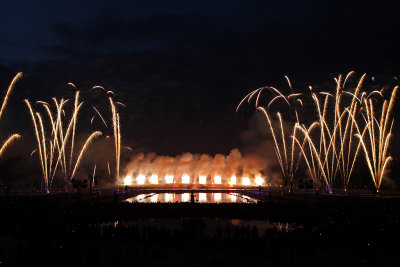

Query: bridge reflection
left=124, top=192, right=257, bottom=203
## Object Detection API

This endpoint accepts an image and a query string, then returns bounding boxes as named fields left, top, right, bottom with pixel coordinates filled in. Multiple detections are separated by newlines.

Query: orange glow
left=150, top=174, right=158, bottom=184
left=199, top=193, right=207, bottom=202
left=255, top=175, right=264, bottom=186
left=214, top=175, right=222, bottom=184
left=136, top=174, right=146, bottom=185
left=182, top=174, right=190, bottom=184
left=242, top=177, right=250, bottom=186
left=229, top=175, right=237, bottom=185
left=150, top=194, right=158, bottom=202
left=123, top=175, right=132, bottom=186
left=165, top=175, right=174, bottom=184
left=181, top=193, right=190, bottom=202
left=124, top=174, right=269, bottom=187
left=165, top=193, right=173, bottom=202
left=199, top=175, right=207, bottom=184
left=214, top=193, right=222, bottom=202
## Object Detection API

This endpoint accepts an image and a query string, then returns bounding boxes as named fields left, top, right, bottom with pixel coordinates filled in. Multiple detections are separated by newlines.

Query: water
left=102, top=218, right=300, bottom=237
left=125, top=192, right=257, bottom=203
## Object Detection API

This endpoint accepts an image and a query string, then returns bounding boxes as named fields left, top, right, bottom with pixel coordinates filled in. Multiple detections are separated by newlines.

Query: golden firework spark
left=109, top=97, right=121, bottom=180
left=26, top=91, right=102, bottom=192
left=257, top=106, right=301, bottom=187
left=238, top=72, right=396, bottom=192
left=91, top=85, right=106, bottom=91
left=70, top=131, right=102, bottom=179
left=92, top=106, right=108, bottom=127
left=357, top=86, right=398, bottom=192
left=0, top=73, right=22, bottom=160
left=0, top=134, right=21, bottom=158
left=0, top=72, right=23, bottom=121
left=236, top=77, right=305, bottom=188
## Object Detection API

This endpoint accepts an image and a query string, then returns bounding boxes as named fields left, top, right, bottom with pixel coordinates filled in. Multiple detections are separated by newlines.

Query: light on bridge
left=136, top=174, right=146, bottom=185
left=199, top=175, right=207, bottom=184
left=229, top=175, right=237, bottom=185
left=123, top=175, right=133, bottom=186
left=150, top=174, right=158, bottom=184
left=165, top=175, right=174, bottom=184
left=242, top=177, right=250, bottom=186
left=182, top=174, right=190, bottom=184
left=214, top=175, right=222, bottom=184
left=255, top=176, right=264, bottom=186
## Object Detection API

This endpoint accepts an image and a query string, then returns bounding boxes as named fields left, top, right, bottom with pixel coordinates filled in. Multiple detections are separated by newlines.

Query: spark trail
left=237, top=72, right=396, bottom=192
left=357, top=86, right=398, bottom=192
left=0, top=73, right=22, bottom=159
left=25, top=91, right=101, bottom=192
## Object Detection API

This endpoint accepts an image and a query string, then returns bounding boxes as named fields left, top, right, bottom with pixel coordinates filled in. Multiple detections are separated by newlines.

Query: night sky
left=0, top=0, right=400, bottom=176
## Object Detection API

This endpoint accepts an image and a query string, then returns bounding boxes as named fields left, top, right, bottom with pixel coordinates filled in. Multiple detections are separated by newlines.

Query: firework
left=25, top=100, right=47, bottom=190
left=92, top=164, right=96, bottom=188
left=109, top=98, right=121, bottom=181
left=357, top=86, right=398, bottom=192
left=256, top=97, right=301, bottom=188
left=69, top=92, right=80, bottom=176
left=303, top=74, right=369, bottom=190
left=0, top=134, right=21, bottom=158
left=285, top=74, right=367, bottom=191
left=70, top=131, right=102, bottom=179
left=0, top=72, right=23, bottom=121
left=92, top=106, right=108, bottom=127
left=115, top=102, right=126, bottom=108
left=25, top=92, right=102, bottom=192
left=238, top=72, right=397, bottom=192
left=91, top=85, right=106, bottom=91
left=0, top=73, right=22, bottom=159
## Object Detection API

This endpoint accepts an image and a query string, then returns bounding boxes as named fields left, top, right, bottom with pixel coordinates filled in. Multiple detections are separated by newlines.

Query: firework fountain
left=238, top=72, right=398, bottom=193
left=357, top=85, right=398, bottom=192
left=109, top=97, right=121, bottom=181
left=25, top=91, right=102, bottom=192
left=238, top=80, right=304, bottom=192
left=7, top=71, right=397, bottom=193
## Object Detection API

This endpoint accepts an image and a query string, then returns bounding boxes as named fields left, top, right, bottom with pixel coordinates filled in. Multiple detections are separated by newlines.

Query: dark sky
left=0, top=0, right=399, bottom=157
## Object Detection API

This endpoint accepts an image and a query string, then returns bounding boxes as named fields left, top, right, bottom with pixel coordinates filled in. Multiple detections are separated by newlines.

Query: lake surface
left=102, top=218, right=300, bottom=237
left=125, top=192, right=257, bottom=203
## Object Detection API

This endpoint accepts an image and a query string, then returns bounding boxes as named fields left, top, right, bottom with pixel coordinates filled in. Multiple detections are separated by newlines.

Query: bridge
left=116, top=184, right=271, bottom=202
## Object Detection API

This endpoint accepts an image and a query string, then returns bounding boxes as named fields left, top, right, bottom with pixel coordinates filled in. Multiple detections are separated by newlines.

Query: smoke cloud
left=123, top=148, right=268, bottom=184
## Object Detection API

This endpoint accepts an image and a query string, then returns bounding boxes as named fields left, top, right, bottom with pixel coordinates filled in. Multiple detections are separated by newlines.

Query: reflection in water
left=136, top=194, right=146, bottom=201
left=181, top=193, right=190, bottom=202
left=100, top=218, right=300, bottom=237
left=125, top=192, right=257, bottom=203
left=150, top=194, right=158, bottom=202
left=214, top=193, right=222, bottom=202
left=199, top=193, right=207, bottom=202
left=165, top=193, right=173, bottom=202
